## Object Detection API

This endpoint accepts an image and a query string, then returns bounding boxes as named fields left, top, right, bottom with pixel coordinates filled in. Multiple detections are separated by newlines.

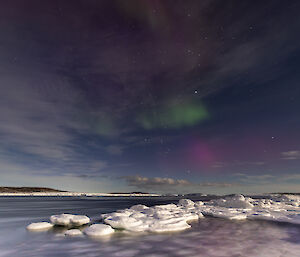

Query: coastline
left=0, top=192, right=161, bottom=197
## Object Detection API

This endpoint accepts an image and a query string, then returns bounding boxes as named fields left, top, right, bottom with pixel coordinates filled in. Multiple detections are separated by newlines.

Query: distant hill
left=0, top=187, right=66, bottom=193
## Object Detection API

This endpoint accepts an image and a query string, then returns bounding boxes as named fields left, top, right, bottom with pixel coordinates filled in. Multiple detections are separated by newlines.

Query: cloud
left=234, top=173, right=300, bottom=185
left=281, top=150, right=300, bottom=160
left=198, top=182, right=235, bottom=187
left=234, top=173, right=275, bottom=184
left=124, top=175, right=191, bottom=187
left=211, top=160, right=265, bottom=169
left=122, top=175, right=235, bottom=192
left=0, top=72, right=112, bottom=178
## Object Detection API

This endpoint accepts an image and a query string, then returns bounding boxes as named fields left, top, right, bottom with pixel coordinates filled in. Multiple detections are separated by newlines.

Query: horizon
left=1, top=0, right=300, bottom=195
left=1, top=185, right=300, bottom=196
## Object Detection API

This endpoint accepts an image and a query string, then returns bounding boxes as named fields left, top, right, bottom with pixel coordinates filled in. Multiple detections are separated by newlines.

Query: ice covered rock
left=50, top=214, right=90, bottom=226
left=27, top=222, right=53, bottom=230
left=64, top=229, right=83, bottom=236
left=84, top=224, right=114, bottom=237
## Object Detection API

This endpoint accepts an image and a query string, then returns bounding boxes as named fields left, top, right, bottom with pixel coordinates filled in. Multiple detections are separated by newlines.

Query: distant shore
left=0, top=187, right=160, bottom=197
left=1, top=187, right=298, bottom=197
left=0, top=192, right=160, bottom=197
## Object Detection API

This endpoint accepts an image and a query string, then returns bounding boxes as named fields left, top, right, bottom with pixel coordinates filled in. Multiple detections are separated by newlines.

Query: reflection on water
left=0, top=197, right=300, bottom=257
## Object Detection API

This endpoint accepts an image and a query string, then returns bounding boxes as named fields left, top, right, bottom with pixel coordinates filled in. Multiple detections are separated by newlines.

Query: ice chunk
left=209, top=195, right=254, bottom=209
left=104, top=216, right=143, bottom=230
left=27, top=222, right=53, bottom=230
left=154, top=204, right=177, bottom=209
left=50, top=214, right=90, bottom=226
left=130, top=204, right=149, bottom=211
left=50, top=214, right=74, bottom=226
left=148, top=219, right=191, bottom=233
left=70, top=215, right=90, bottom=226
left=103, top=200, right=201, bottom=233
left=84, top=224, right=114, bottom=237
left=197, top=195, right=300, bottom=224
left=143, top=208, right=156, bottom=215
left=178, top=199, right=195, bottom=207
left=206, top=209, right=247, bottom=220
left=272, top=194, right=300, bottom=203
left=64, top=229, right=83, bottom=236
left=194, top=201, right=204, bottom=207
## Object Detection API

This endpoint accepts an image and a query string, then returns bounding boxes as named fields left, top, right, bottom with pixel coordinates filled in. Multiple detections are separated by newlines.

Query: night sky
left=1, top=0, right=300, bottom=194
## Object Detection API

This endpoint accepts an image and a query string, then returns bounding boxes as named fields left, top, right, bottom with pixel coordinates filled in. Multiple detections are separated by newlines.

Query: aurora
left=137, top=99, right=209, bottom=130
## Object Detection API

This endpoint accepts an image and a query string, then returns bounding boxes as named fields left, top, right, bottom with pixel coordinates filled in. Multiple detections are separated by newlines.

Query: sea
left=0, top=196, right=300, bottom=257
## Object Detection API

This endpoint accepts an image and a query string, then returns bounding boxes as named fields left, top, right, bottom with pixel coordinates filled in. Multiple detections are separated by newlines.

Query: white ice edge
left=27, top=194, right=300, bottom=236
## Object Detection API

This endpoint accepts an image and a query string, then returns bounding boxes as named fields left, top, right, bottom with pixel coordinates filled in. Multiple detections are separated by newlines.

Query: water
left=0, top=197, right=300, bottom=257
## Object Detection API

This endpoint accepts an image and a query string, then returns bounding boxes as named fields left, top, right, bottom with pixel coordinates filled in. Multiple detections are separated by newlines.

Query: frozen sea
left=0, top=196, right=300, bottom=257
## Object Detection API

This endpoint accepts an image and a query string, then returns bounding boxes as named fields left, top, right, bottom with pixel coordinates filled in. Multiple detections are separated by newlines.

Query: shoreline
left=0, top=192, right=161, bottom=197
left=0, top=192, right=299, bottom=197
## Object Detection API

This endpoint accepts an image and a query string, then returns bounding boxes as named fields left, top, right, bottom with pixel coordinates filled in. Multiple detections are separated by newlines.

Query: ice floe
left=84, top=224, right=114, bottom=237
left=64, top=229, right=83, bottom=236
left=27, top=222, right=53, bottom=230
left=202, top=194, right=300, bottom=224
left=208, top=194, right=254, bottom=209
left=50, top=214, right=90, bottom=226
left=102, top=201, right=202, bottom=233
left=178, top=199, right=195, bottom=207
